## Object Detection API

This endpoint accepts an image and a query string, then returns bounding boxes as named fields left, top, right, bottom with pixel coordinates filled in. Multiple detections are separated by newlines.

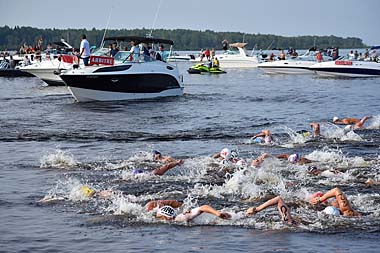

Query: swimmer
left=332, top=116, right=372, bottom=129
left=134, top=159, right=185, bottom=176
left=277, top=153, right=313, bottom=164
left=310, top=122, right=321, bottom=137
left=152, top=150, right=178, bottom=163
left=37, top=185, right=113, bottom=203
left=309, top=187, right=360, bottom=217
left=212, top=148, right=247, bottom=167
left=307, top=166, right=342, bottom=177
left=252, top=130, right=274, bottom=144
left=246, top=196, right=295, bottom=225
left=146, top=200, right=231, bottom=222
left=251, top=153, right=270, bottom=167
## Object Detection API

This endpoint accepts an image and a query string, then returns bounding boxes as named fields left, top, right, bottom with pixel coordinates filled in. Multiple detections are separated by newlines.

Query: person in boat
left=278, top=50, right=285, bottom=60
left=222, top=40, right=229, bottom=51
left=157, top=44, right=168, bottom=62
left=212, top=57, right=220, bottom=68
left=332, top=47, right=339, bottom=60
left=269, top=52, right=275, bottom=61
left=204, top=48, right=211, bottom=61
left=129, top=41, right=140, bottom=62
left=332, top=116, right=372, bottom=129
left=251, top=129, right=274, bottom=144
left=246, top=195, right=295, bottom=225
left=110, top=43, right=119, bottom=57
left=79, top=34, right=91, bottom=66
left=316, top=51, right=323, bottom=62
left=146, top=200, right=231, bottom=222
left=309, top=187, right=360, bottom=217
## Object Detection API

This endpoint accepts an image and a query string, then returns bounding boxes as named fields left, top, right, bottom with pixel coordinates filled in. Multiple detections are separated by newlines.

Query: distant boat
left=167, top=54, right=195, bottom=62
left=309, top=57, right=380, bottom=77
left=257, top=49, right=333, bottom=75
left=191, top=43, right=260, bottom=68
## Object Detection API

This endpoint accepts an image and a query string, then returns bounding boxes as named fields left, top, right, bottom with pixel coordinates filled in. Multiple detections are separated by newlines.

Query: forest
left=0, top=26, right=367, bottom=51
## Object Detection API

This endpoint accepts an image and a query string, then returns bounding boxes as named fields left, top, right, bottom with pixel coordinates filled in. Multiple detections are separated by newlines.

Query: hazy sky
left=0, top=0, right=378, bottom=45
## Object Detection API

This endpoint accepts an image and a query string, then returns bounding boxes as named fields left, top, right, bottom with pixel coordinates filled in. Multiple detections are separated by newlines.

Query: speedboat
left=192, top=43, right=260, bottom=68
left=187, top=63, right=226, bottom=74
left=309, top=57, right=380, bottom=77
left=167, top=54, right=195, bottom=62
left=60, top=36, right=184, bottom=102
left=258, top=49, right=333, bottom=74
left=17, top=39, right=76, bottom=85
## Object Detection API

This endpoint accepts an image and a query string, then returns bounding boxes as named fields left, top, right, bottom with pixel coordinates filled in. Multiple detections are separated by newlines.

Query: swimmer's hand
left=309, top=197, right=321, bottom=205
left=246, top=207, right=257, bottom=215
left=219, top=212, right=231, bottom=219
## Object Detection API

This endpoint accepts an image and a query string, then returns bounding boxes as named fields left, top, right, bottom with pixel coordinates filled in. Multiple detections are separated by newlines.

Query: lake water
left=0, top=62, right=380, bottom=252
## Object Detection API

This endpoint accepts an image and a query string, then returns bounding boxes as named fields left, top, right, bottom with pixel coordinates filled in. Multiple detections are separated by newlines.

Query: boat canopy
left=104, top=36, right=174, bottom=45
left=370, top=46, right=380, bottom=50
left=229, top=42, right=247, bottom=48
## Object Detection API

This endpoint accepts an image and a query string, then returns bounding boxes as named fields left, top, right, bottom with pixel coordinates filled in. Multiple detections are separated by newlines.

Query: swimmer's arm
left=253, top=132, right=265, bottom=138
left=212, top=153, right=221, bottom=158
left=198, top=205, right=231, bottom=219
left=276, top=154, right=289, bottom=159
left=146, top=200, right=183, bottom=211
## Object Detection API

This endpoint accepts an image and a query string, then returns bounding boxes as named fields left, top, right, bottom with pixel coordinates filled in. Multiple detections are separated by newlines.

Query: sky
left=0, top=0, right=378, bottom=45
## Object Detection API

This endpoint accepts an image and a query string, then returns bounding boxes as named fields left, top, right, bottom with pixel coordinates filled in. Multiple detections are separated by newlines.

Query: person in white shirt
left=129, top=41, right=140, bottom=62
left=79, top=34, right=91, bottom=66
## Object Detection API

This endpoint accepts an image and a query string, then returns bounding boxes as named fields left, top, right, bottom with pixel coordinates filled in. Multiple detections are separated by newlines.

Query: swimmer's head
left=152, top=150, right=162, bottom=160
left=310, top=191, right=327, bottom=203
left=80, top=185, right=96, bottom=198
left=220, top=148, right=231, bottom=159
left=307, top=165, right=320, bottom=175
left=230, top=149, right=239, bottom=159
left=288, top=153, right=300, bottom=163
left=253, top=137, right=263, bottom=143
left=333, top=116, right=339, bottom=123
left=157, top=205, right=176, bottom=220
left=236, top=159, right=247, bottom=167
left=323, top=206, right=341, bottom=216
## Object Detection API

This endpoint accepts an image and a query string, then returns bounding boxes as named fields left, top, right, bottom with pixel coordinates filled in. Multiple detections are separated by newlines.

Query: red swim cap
left=310, top=191, right=326, bottom=203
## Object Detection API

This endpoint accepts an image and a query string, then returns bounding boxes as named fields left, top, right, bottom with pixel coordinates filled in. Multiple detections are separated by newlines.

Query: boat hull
left=0, top=68, right=35, bottom=77
left=310, top=67, right=380, bottom=77
left=258, top=66, right=313, bottom=74
left=61, top=73, right=183, bottom=102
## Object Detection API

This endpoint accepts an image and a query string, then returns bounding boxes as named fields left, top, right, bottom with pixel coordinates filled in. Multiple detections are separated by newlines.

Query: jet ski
left=187, top=63, right=226, bottom=74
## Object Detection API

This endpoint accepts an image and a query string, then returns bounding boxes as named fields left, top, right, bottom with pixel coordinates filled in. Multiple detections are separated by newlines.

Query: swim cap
left=220, top=148, right=231, bottom=159
left=157, top=205, right=176, bottom=219
left=308, top=166, right=319, bottom=173
left=310, top=191, right=327, bottom=203
left=288, top=153, right=300, bottom=163
left=323, top=206, right=340, bottom=216
left=254, top=137, right=263, bottom=143
left=152, top=150, right=161, bottom=156
left=230, top=149, right=239, bottom=159
left=333, top=116, right=339, bottom=122
left=302, top=131, right=311, bottom=138
left=133, top=169, right=144, bottom=174
left=80, top=185, right=96, bottom=198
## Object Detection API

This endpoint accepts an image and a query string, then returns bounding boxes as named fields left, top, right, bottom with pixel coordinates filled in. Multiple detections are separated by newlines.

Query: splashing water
left=40, top=149, right=77, bottom=169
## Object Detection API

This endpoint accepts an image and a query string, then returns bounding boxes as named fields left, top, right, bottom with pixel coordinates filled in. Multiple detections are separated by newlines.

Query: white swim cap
left=158, top=205, right=176, bottom=219
left=333, top=116, right=339, bottom=122
left=288, top=153, right=300, bottom=163
left=220, top=148, right=231, bottom=159
left=323, top=206, right=340, bottom=216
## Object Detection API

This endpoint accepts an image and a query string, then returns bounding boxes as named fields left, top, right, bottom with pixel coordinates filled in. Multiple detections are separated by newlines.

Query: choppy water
left=1, top=63, right=380, bottom=252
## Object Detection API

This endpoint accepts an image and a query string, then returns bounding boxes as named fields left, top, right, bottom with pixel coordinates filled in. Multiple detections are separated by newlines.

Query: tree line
left=0, top=26, right=366, bottom=51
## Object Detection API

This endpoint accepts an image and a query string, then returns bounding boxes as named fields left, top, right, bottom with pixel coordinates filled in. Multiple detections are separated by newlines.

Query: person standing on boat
left=79, top=34, right=91, bottom=66
left=129, top=41, right=140, bottom=61
left=157, top=44, right=168, bottom=62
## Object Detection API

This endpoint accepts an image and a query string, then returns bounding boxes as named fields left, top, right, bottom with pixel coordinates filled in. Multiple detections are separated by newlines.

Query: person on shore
left=146, top=200, right=231, bottom=222
left=246, top=196, right=295, bottom=225
left=79, top=34, right=91, bottom=66
left=332, top=116, right=372, bottom=129
left=251, top=130, right=274, bottom=144
left=309, top=187, right=360, bottom=217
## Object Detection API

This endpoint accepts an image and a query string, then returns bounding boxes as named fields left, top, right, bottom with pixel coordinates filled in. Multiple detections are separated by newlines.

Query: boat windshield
left=113, top=51, right=157, bottom=63
left=225, top=47, right=240, bottom=55
left=92, top=48, right=111, bottom=56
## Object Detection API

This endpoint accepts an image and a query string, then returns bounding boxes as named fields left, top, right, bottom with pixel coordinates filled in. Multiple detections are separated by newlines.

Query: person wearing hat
left=332, top=115, right=372, bottom=129
left=309, top=187, right=360, bottom=217
left=252, top=129, right=274, bottom=144
left=146, top=200, right=231, bottom=222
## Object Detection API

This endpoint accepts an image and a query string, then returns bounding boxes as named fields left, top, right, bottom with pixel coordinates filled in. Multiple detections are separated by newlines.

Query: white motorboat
left=60, top=36, right=184, bottom=102
left=258, top=49, right=333, bottom=74
left=167, top=53, right=195, bottom=62
left=309, top=57, right=380, bottom=77
left=192, top=43, right=260, bottom=68
left=19, top=56, right=76, bottom=85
